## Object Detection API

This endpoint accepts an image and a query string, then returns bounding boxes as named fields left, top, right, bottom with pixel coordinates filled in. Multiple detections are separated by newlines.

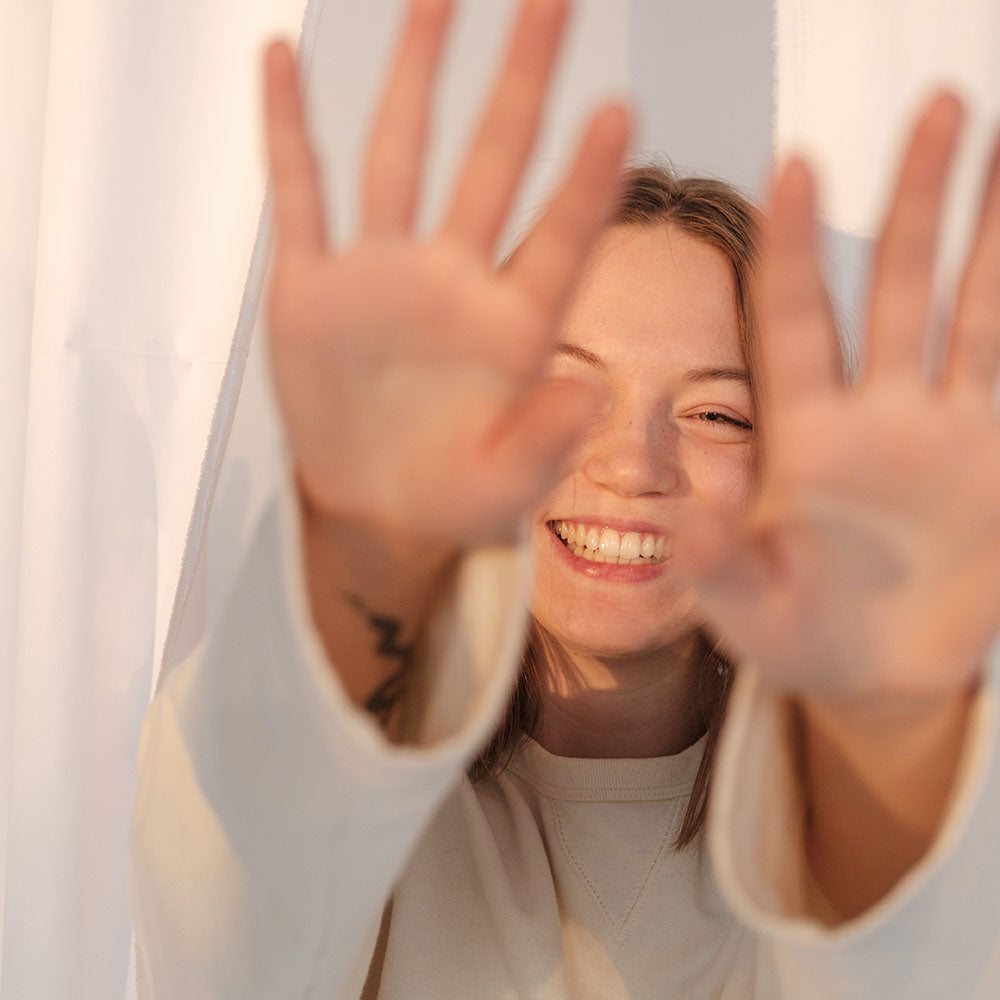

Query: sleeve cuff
left=709, top=644, right=1000, bottom=946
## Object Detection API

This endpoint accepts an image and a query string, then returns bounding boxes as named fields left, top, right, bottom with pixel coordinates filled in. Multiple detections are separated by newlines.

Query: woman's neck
left=533, top=632, right=709, bottom=759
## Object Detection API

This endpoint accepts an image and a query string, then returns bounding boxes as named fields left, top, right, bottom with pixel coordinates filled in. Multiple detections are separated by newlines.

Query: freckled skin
left=531, top=225, right=754, bottom=665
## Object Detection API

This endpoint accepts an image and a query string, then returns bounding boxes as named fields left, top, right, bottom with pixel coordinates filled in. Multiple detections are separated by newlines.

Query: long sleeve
left=710, top=647, right=1000, bottom=999
left=128, top=472, right=531, bottom=999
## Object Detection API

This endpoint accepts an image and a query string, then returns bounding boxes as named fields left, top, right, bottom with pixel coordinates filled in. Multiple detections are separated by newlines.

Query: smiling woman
left=476, top=167, right=765, bottom=848
left=128, top=0, right=1000, bottom=997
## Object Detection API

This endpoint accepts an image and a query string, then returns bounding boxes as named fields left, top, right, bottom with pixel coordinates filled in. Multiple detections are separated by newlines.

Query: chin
left=532, top=591, right=701, bottom=662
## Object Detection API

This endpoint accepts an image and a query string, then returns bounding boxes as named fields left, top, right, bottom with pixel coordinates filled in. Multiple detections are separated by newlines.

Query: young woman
left=471, top=166, right=761, bottom=853
left=129, top=0, right=1000, bottom=996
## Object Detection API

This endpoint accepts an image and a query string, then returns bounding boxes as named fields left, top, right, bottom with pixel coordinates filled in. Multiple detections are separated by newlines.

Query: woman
left=472, top=166, right=761, bottom=853
left=129, top=0, right=1000, bottom=996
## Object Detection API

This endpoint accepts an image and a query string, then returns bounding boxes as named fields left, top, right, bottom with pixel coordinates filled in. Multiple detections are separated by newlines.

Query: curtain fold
left=0, top=1, right=310, bottom=995
left=0, top=0, right=54, bottom=967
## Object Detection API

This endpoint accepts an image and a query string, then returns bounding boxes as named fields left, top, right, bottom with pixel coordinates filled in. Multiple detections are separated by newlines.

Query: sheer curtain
left=0, top=0, right=313, bottom=995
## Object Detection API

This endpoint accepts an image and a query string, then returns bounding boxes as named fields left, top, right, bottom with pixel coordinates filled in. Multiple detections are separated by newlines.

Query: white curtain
left=775, top=0, right=1000, bottom=306
left=0, top=0, right=314, bottom=995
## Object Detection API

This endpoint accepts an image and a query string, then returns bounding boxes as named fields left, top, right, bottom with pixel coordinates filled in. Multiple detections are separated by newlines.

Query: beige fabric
left=373, top=736, right=760, bottom=998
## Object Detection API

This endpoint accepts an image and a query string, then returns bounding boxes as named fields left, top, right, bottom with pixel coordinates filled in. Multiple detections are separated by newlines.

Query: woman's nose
left=579, top=410, right=688, bottom=498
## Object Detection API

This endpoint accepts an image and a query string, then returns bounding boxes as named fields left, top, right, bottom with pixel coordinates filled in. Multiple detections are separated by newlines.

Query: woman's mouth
left=547, top=520, right=669, bottom=566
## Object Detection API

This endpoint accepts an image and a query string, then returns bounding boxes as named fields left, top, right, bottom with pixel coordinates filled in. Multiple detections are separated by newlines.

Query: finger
left=441, top=0, right=570, bottom=255
left=943, top=129, right=1000, bottom=396
left=362, top=0, right=453, bottom=235
left=864, top=93, right=964, bottom=381
left=265, top=40, right=327, bottom=258
left=758, top=158, right=842, bottom=417
left=503, top=102, right=632, bottom=329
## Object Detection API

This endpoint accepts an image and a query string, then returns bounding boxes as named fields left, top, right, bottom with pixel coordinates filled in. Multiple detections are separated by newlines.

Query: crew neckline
left=506, top=734, right=707, bottom=803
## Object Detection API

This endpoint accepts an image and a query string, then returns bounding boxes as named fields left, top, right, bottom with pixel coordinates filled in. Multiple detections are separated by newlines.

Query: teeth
left=619, top=532, right=641, bottom=560
left=551, top=521, right=669, bottom=566
left=599, top=529, right=620, bottom=558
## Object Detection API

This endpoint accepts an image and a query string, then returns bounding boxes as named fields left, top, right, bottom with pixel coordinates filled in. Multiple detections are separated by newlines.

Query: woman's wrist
left=298, top=483, right=460, bottom=731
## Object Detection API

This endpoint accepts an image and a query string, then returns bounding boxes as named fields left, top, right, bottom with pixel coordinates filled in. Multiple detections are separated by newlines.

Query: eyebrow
left=684, top=366, right=751, bottom=385
left=554, top=342, right=607, bottom=371
left=554, top=343, right=750, bottom=385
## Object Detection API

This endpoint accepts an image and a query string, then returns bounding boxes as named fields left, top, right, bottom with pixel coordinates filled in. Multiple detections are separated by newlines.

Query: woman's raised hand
left=264, top=0, right=630, bottom=549
left=679, top=95, right=1000, bottom=702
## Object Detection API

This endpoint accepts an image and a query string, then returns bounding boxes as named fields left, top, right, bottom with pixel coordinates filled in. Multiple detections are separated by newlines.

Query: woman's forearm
left=795, top=684, right=975, bottom=919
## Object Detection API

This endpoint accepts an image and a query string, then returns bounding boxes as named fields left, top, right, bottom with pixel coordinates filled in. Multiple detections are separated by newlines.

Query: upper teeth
left=551, top=521, right=668, bottom=565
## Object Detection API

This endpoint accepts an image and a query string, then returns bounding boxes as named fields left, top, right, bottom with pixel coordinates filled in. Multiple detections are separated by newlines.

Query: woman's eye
left=696, top=411, right=753, bottom=431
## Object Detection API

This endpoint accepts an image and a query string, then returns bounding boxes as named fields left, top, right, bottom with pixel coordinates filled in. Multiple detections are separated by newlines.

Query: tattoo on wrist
left=343, top=592, right=415, bottom=725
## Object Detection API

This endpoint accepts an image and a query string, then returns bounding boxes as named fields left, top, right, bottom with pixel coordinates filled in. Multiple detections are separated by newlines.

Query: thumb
left=484, top=376, right=607, bottom=506
left=672, top=504, right=784, bottom=653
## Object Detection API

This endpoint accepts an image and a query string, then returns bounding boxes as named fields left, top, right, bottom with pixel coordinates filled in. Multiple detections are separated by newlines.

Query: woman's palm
left=264, top=0, right=629, bottom=545
left=683, top=98, right=1000, bottom=700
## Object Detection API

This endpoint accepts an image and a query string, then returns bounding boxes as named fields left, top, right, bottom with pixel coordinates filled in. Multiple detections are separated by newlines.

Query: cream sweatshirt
left=128, top=475, right=1000, bottom=999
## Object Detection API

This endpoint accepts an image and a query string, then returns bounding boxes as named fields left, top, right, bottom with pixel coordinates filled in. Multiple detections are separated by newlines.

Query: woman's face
left=531, top=223, right=754, bottom=661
